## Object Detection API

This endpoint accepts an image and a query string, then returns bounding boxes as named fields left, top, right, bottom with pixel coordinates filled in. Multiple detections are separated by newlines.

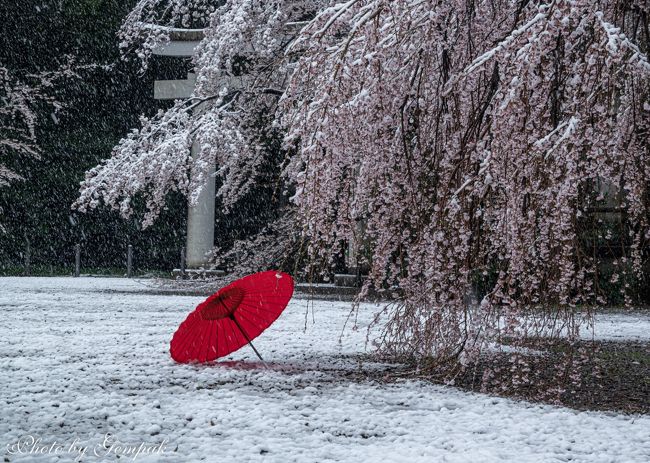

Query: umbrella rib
left=212, top=319, right=219, bottom=359
left=241, top=285, right=287, bottom=293
left=235, top=307, right=281, bottom=327
left=235, top=304, right=277, bottom=314
left=225, top=316, right=240, bottom=357
left=235, top=300, right=287, bottom=326
left=233, top=310, right=264, bottom=331
left=237, top=283, right=291, bottom=295
left=199, top=320, right=210, bottom=363
left=216, top=319, right=226, bottom=358
left=173, top=315, right=202, bottom=360
left=235, top=308, right=277, bottom=331
left=205, top=320, right=216, bottom=361
left=243, top=288, right=291, bottom=297
left=193, top=317, right=211, bottom=362
left=235, top=298, right=286, bottom=310
left=236, top=300, right=285, bottom=315
left=197, top=318, right=214, bottom=361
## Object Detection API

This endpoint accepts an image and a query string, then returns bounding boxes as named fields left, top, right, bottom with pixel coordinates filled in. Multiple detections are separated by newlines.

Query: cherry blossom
left=281, top=0, right=650, bottom=360
left=77, top=0, right=649, bottom=366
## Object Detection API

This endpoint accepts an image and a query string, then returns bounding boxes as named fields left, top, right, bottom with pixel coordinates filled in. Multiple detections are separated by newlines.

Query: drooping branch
left=0, top=65, right=75, bottom=186
left=281, top=0, right=650, bottom=361
left=76, top=1, right=326, bottom=226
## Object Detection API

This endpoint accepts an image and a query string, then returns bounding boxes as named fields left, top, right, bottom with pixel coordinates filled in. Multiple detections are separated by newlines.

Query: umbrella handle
left=230, top=315, right=267, bottom=366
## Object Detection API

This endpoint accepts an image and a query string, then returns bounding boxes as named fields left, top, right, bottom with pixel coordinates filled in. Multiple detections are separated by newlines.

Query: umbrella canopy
left=170, top=270, right=294, bottom=363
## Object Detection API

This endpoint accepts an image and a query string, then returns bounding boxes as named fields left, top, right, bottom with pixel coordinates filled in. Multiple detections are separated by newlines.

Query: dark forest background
left=1, top=0, right=283, bottom=277
left=1, top=0, right=191, bottom=275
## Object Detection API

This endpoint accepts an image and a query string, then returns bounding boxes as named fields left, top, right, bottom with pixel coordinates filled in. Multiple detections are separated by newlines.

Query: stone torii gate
left=152, top=29, right=219, bottom=274
left=152, top=24, right=364, bottom=284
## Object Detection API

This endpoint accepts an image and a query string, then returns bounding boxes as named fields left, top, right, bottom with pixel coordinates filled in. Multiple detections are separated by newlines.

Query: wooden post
left=24, top=239, right=31, bottom=276
left=127, top=244, right=133, bottom=278
left=74, top=244, right=81, bottom=277
left=180, top=247, right=186, bottom=276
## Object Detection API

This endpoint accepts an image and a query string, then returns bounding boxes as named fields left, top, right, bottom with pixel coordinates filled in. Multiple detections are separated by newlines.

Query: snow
left=586, top=312, right=650, bottom=341
left=1, top=277, right=649, bottom=462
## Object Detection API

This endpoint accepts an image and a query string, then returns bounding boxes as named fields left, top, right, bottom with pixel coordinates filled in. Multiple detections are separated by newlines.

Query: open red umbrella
left=170, top=270, right=294, bottom=363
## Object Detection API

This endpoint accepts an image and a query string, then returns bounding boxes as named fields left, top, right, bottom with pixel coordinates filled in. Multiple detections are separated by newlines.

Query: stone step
left=333, top=273, right=366, bottom=287
left=294, top=283, right=359, bottom=300
left=171, top=268, right=226, bottom=279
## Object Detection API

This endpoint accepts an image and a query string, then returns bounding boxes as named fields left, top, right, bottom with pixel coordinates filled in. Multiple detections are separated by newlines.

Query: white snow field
left=1, top=277, right=648, bottom=462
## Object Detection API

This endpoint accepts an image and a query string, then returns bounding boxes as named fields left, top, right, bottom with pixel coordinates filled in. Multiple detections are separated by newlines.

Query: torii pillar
left=153, top=29, right=217, bottom=272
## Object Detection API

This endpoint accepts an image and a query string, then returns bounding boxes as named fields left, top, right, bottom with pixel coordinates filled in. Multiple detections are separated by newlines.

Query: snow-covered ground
left=1, top=277, right=648, bottom=462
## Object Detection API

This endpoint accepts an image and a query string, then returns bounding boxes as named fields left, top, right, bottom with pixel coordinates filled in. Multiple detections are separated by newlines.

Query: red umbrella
left=170, top=270, right=294, bottom=363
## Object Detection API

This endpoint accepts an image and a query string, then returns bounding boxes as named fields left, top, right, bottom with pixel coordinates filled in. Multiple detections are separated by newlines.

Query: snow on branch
left=282, top=0, right=650, bottom=363
left=77, top=0, right=326, bottom=226
left=463, top=3, right=552, bottom=76
left=0, top=65, right=75, bottom=186
left=597, top=11, right=650, bottom=73
left=118, top=0, right=217, bottom=68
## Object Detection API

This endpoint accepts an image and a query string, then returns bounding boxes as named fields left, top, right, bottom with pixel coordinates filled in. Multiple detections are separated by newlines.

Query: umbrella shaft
left=230, top=316, right=265, bottom=363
